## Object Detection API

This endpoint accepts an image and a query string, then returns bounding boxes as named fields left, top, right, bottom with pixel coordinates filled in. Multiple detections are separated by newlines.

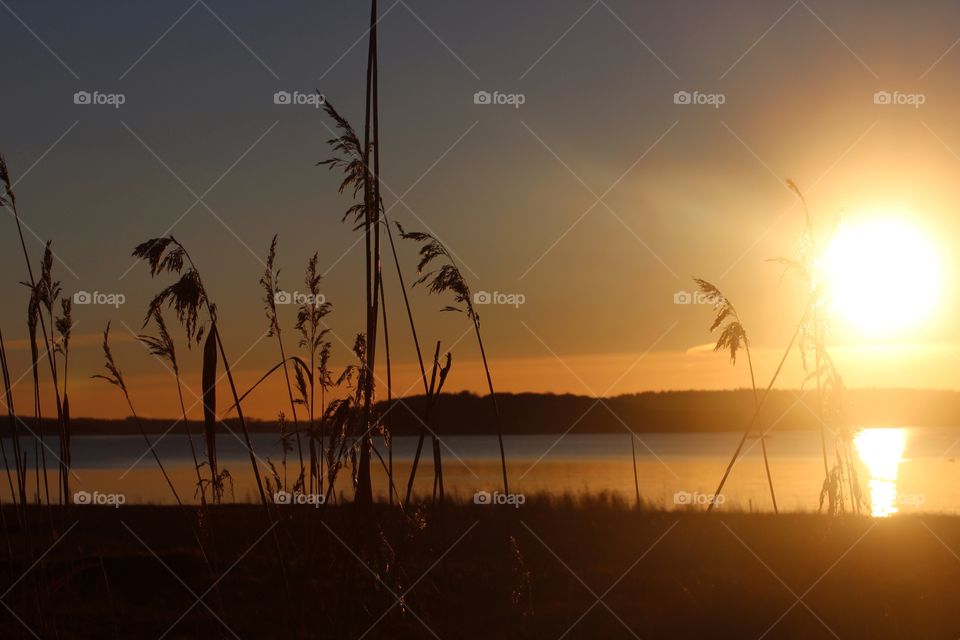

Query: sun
left=820, top=214, right=942, bottom=337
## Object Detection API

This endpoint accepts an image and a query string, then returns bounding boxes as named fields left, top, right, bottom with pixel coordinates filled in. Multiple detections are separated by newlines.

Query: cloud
left=685, top=342, right=717, bottom=356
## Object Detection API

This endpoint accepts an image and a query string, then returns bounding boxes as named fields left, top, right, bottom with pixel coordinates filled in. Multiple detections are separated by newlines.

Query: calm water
left=5, top=427, right=959, bottom=514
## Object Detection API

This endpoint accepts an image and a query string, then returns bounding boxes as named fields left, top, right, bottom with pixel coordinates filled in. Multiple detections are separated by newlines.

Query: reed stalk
left=260, top=236, right=307, bottom=490
left=694, top=279, right=778, bottom=512
left=0, top=329, right=23, bottom=517
left=132, top=236, right=270, bottom=506
left=96, top=322, right=229, bottom=617
left=397, top=225, right=511, bottom=494
left=292, top=254, right=332, bottom=497
left=706, top=299, right=811, bottom=513
left=138, top=309, right=209, bottom=505
left=94, top=323, right=183, bottom=506
left=51, top=298, right=72, bottom=508
left=378, top=276, right=395, bottom=504
left=1, top=158, right=67, bottom=506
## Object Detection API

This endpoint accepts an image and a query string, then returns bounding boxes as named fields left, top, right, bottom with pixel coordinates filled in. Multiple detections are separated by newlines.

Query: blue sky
left=4, top=0, right=960, bottom=416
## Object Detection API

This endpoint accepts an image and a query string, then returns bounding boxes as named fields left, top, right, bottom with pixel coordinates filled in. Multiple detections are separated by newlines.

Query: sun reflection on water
left=854, top=428, right=906, bottom=517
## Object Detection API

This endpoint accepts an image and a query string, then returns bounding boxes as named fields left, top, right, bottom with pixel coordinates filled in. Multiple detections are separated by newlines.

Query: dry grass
left=3, top=502, right=958, bottom=639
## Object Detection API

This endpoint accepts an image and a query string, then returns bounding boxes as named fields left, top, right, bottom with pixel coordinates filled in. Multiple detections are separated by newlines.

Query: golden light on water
left=854, top=428, right=906, bottom=517
left=821, top=215, right=942, bottom=338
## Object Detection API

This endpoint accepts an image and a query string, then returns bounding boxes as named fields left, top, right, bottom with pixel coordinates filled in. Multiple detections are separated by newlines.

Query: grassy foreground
left=2, top=500, right=960, bottom=639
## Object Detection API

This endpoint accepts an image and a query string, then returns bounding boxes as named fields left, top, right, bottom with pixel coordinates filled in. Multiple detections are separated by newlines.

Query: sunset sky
left=4, top=0, right=960, bottom=418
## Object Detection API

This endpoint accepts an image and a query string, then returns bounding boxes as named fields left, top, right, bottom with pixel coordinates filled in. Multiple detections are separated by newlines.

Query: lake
left=5, top=427, right=958, bottom=514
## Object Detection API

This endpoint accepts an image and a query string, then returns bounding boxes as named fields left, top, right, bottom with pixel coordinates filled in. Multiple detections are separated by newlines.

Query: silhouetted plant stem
left=428, top=343, right=444, bottom=502
left=52, top=298, right=72, bottom=509
left=37, top=249, right=64, bottom=509
left=396, top=224, right=511, bottom=495
left=630, top=434, right=640, bottom=507
left=405, top=343, right=441, bottom=505
left=745, top=342, right=778, bottom=513
left=139, top=309, right=209, bottom=506
left=475, top=325, right=509, bottom=495
left=132, top=236, right=270, bottom=507
left=1, top=158, right=67, bottom=507
left=94, top=324, right=182, bottom=506
left=401, top=345, right=453, bottom=509
left=382, top=214, right=435, bottom=504
left=96, top=323, right=229, bottom=618
left=403, top=340, right=452, bottom=509
left=352, top=0, right=381, bottom=510
left=694, top=278, right=778, bottom=512
left=261, top=237, right=307, bottom=491
left=287, top=254, right=332, bottom=498
left=177, top=382, right=208, bottom=505
left=27, top=288, right=42, bottom=502
left=779, top=180, right=860, bottom=514
left=813, top=311, right=830, bottom=479
left=707, top=299, right=812, bottom=513
left=0, top=329, right=23, bottom=518
left=27, top=313, right=44, bottom=506
left=212, top=326, right=269, bottom=505
left=379, top=276, right=395, bottom=505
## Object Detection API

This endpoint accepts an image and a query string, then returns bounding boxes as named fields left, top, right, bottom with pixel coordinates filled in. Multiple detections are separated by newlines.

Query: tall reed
left=132, top=236, right=269, bottom=505
left=704, top=180, right=863, bottom=515
left=132, top=235, right=294, bottom=605
left=53, top=297, right=72, bottom=507
left=630, top=433, right=641, bottom=507
left=318, top=99, right=379, bottom=507
left=401, top=342, right=452, bottom=505
left=775, top=181, right=862, bottom=513
left=358, top=0, right=383, bottom=511
left=94, top=323, right=183, bottom=505
left=1, top=156, right=68, bottom=505
left=397, top=224, right=511, bottom=494
left=378, top=277, right=395, bottom=503
left=260, top=236, right=307, bottom=490
left=138, top=308, right=209, bottom=504
left=0, top=328, right=25, bottom=516
left=37, top=244, right=62, bottom=505
left=95, top=323, right=227, bottom=615
left=694, top=278, right=778, bottom=512
left=293, top=254, right=332, bottom=494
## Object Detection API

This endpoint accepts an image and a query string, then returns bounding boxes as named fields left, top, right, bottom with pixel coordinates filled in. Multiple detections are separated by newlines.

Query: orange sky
left=7, top=334, right=960, bottom=420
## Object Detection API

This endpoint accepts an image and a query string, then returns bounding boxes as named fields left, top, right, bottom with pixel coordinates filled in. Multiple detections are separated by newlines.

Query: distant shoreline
left=13, top=388, right=960, bottom=435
